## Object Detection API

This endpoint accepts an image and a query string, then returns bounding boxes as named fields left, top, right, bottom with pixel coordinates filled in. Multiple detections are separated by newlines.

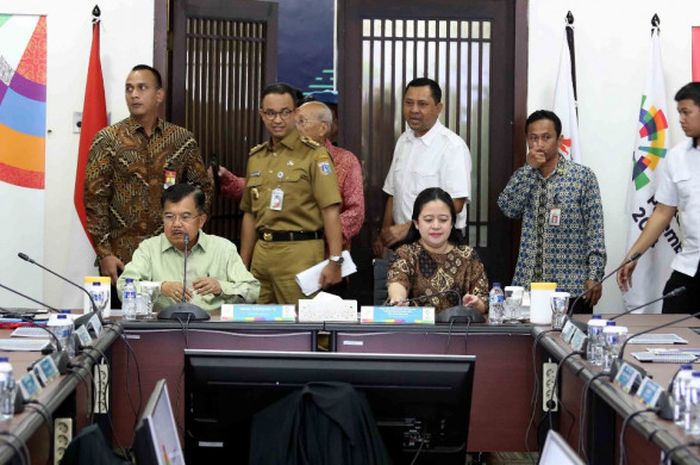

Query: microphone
left=157, top=232, right=210, bottom=321
left=18, top=252, right=102, bottom=320
left=0, top=282, right=69, bottom=374
left=405, top=289, right=486, bottom=324
left=611, top=303, right=697, bottom=420
left=568, top=252, right=642, bottom=317
left=610, top=286, right=687, bottom=321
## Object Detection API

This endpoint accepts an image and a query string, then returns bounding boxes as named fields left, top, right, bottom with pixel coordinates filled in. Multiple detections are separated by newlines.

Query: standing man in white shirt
left=618, top=82, right=700, bottom=313
left=373, top=78, right=472, bottom=255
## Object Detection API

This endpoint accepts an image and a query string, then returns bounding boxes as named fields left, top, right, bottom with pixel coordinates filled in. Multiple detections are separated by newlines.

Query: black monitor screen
left=184, top=349, right=475, bottom=464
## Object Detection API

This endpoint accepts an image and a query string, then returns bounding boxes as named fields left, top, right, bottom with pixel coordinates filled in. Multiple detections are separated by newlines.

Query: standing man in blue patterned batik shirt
left=498, top=110, right=606, bottom=313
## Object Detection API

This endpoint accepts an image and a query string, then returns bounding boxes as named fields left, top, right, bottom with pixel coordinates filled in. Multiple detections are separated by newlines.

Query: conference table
left=0, top=321, right=119, bottom=465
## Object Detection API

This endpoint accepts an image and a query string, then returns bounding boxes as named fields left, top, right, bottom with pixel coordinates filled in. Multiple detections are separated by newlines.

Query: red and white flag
left=552, top=23, right=582, bottom=163
left=74, top=20, right=107, bottom=247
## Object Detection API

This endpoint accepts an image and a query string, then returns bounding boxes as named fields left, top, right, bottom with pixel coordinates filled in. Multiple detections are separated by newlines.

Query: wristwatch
left=329, top=255, right=344, bottom=265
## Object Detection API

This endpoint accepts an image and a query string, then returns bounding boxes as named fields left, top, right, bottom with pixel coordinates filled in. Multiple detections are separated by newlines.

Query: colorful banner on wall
left=0, top=14, right=47, bottom=307
left=0, top=14, right=46, bottom=188
left=623, top=27, right=678, bottom=314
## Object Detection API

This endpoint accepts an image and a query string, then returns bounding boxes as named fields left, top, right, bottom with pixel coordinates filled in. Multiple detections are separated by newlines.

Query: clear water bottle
left=0, top=357, right=15, bottom=421
left=602, top=323, right=627, bottom=372
left=674, top=364, right=694, bottom=426
left=687, top=372, right=700, bottom=435
left=123, top=278, right=137, bottom=321
left=488, top=282, right=505, bottom=325
left=48, top=313, right=74, bottom=358
left=586, top=315, right=608, bottom=365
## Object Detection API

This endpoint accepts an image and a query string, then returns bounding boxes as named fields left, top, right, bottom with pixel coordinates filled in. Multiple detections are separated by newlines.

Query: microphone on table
left=611, top=294, right=695, bottom=420
left=0, top=282, right=69, bottom=374
left=404, top=289, right=486, bottom=324
left=568, top=252, right=642, bottom=316
left=610, top=286, right=687, bottom=321
left=157, top=232, right=210, bottom=321
left=17, top=252, right=103, bottom=327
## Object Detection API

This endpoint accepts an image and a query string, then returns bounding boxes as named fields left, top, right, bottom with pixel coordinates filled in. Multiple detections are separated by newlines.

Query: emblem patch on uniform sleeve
left=318, top=161, right=332, bottom=175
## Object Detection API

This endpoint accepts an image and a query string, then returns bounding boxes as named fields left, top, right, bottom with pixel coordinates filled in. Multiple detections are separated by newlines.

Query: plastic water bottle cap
left=126, top=278, right=134, bottom=283
left=681, top=364, right=693, bottom=370
left=606, top=321, right=617, bottom=326
left=592, top=314, right=602, bottom=319
left=0, top=357, right=8, bottom=363
left=692, top=372, right=700, bottom=378
left=60, top=309, right=71, bottom=314
left=57, top=314, right=67, bottom=320
left=493, top=282, right=501, bottom=288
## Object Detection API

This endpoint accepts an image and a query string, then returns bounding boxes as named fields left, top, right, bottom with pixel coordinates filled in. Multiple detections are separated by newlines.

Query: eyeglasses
left=295, top=117, right=323, bottom=128
left=261, top=108, right=294, bottom=121
left=163, top=213, right=200, bottom=224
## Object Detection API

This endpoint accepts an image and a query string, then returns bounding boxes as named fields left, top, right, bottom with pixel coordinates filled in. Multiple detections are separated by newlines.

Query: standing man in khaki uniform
left=240, top=83, right=343, bottom=304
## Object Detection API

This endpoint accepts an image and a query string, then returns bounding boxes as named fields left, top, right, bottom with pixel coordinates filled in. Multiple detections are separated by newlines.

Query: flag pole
left=92, top=5, right=101, bottom=22
left=565, top=11, right=578, bottom=106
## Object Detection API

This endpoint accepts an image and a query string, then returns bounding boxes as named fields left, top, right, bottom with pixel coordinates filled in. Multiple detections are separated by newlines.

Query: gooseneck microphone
left=568, top=252, right=642, bottom=317
left=17, top=252, right=101, bottom=318
left=0, top=282, right=69, bottom=374
left=157, top=232, right=210, bottom=321
left=611, top=302, right=697, bottom=420
left=610, top=286, right=687, bottom=321
left=181, top=233, right=189, bottom=303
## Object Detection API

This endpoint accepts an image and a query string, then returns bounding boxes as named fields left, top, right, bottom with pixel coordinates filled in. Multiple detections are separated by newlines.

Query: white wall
left=528, top=0, right=700, bottom=313
left=0, top=0, right=154, bottom=308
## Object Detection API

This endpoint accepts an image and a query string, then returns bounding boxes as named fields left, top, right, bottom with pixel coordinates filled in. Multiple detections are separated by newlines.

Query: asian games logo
left=632, top=95, right=668, bottom=191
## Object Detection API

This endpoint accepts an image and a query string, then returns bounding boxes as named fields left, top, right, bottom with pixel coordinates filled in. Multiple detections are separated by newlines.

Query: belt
left=257, top=230, right=324, bottom=242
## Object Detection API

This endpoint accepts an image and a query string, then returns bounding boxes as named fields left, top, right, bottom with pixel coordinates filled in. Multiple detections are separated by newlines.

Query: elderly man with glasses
left=117, top=183, right=260, bottom=312
left=239, top=82, right=344, bottom=305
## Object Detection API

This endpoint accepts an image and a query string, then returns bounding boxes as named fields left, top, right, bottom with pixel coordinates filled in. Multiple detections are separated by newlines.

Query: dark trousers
left=662, top=263, right=700, bottom=314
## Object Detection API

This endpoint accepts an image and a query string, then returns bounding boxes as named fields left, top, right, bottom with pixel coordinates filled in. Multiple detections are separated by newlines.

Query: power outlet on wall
left=94, top=363, right=109, bottom=414
left=542, top=362, right=559, bottom=412
left=54, top=417, right=73, bottom=465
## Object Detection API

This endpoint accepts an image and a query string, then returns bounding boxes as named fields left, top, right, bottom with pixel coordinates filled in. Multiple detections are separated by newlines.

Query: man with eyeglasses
left=85, top=64, right=212, bottom=305
left=498, top=110, right=606, bottom=313
left=239, top=82, right=344, bottom=304
left=117, top=183, right=259, bottom=312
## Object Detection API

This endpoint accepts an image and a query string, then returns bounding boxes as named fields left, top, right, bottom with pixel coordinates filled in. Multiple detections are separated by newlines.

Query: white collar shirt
left=655, top=138, right=700, bottom=276
left=382, top=120, right=472, bottom=229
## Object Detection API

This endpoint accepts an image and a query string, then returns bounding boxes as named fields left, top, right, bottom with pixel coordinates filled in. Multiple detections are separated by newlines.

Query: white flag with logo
left=623, top=29, right=679, bottom=313
left=553, top=28, right=582, bottom=163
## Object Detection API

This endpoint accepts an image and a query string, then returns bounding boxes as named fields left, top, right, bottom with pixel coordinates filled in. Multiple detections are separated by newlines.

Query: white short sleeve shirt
left=655, top=139, right=700, bottom=276
left=382, top=121, right=472, bottom=229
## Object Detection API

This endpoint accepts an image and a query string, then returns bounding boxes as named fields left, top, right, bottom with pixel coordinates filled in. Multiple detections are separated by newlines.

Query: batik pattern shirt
left=387, top=242, right=489, bottom=313
left=84, top=117, right=212, bottom=263
left=325, top=140, right=365, bottom=248
left=497, top=156, right=606, bottom=297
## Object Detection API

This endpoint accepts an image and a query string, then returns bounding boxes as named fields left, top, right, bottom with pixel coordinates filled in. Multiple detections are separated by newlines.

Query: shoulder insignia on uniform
left=249, top=142, right=267, bottom=155
left=318, top=160, right=333, bottom=176
left=300, top=136, right=321, bottom=148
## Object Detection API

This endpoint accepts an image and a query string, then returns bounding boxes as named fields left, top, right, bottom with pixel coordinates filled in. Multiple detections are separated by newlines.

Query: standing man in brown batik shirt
left=84, top=64, right=212, bottom=292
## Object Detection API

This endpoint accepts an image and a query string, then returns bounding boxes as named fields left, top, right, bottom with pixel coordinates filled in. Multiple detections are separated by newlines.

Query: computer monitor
left=539, top=430, right=585, bottom=465
left=184, top=349, right=476, bottom=465
left=133, top=379, right=185, bottom=465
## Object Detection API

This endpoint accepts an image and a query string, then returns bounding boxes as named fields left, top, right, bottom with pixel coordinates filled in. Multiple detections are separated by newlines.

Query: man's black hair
left=131, top=64, right=163, bottom=89
left=161, top=183, right=206, bottom=213
left=261, top=82, right=300, bottom=107
left=405, top=78, right=442, bottom=104
left=525, top=110, right=562, bottom=137
left=675, top=82, right=700, bottom=107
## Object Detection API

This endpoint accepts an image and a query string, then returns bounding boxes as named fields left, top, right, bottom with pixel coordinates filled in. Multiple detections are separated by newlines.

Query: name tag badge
left=163, top=169, right=177, bottom=189
left=548, top=208, right=561, bottom=226
left=270, top=188, right=284, bottom=211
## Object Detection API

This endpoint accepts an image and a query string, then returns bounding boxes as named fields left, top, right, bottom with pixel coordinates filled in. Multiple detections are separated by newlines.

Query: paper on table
left=295, top=251, right=357, bottom=296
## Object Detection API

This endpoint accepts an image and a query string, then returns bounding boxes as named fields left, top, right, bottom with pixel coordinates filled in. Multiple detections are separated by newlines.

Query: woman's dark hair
left=403, top=187, right=463, bottom=245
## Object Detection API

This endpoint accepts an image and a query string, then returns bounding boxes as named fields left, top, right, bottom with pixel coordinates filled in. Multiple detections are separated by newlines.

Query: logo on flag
left=632, top=96, right=668, bottom=190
